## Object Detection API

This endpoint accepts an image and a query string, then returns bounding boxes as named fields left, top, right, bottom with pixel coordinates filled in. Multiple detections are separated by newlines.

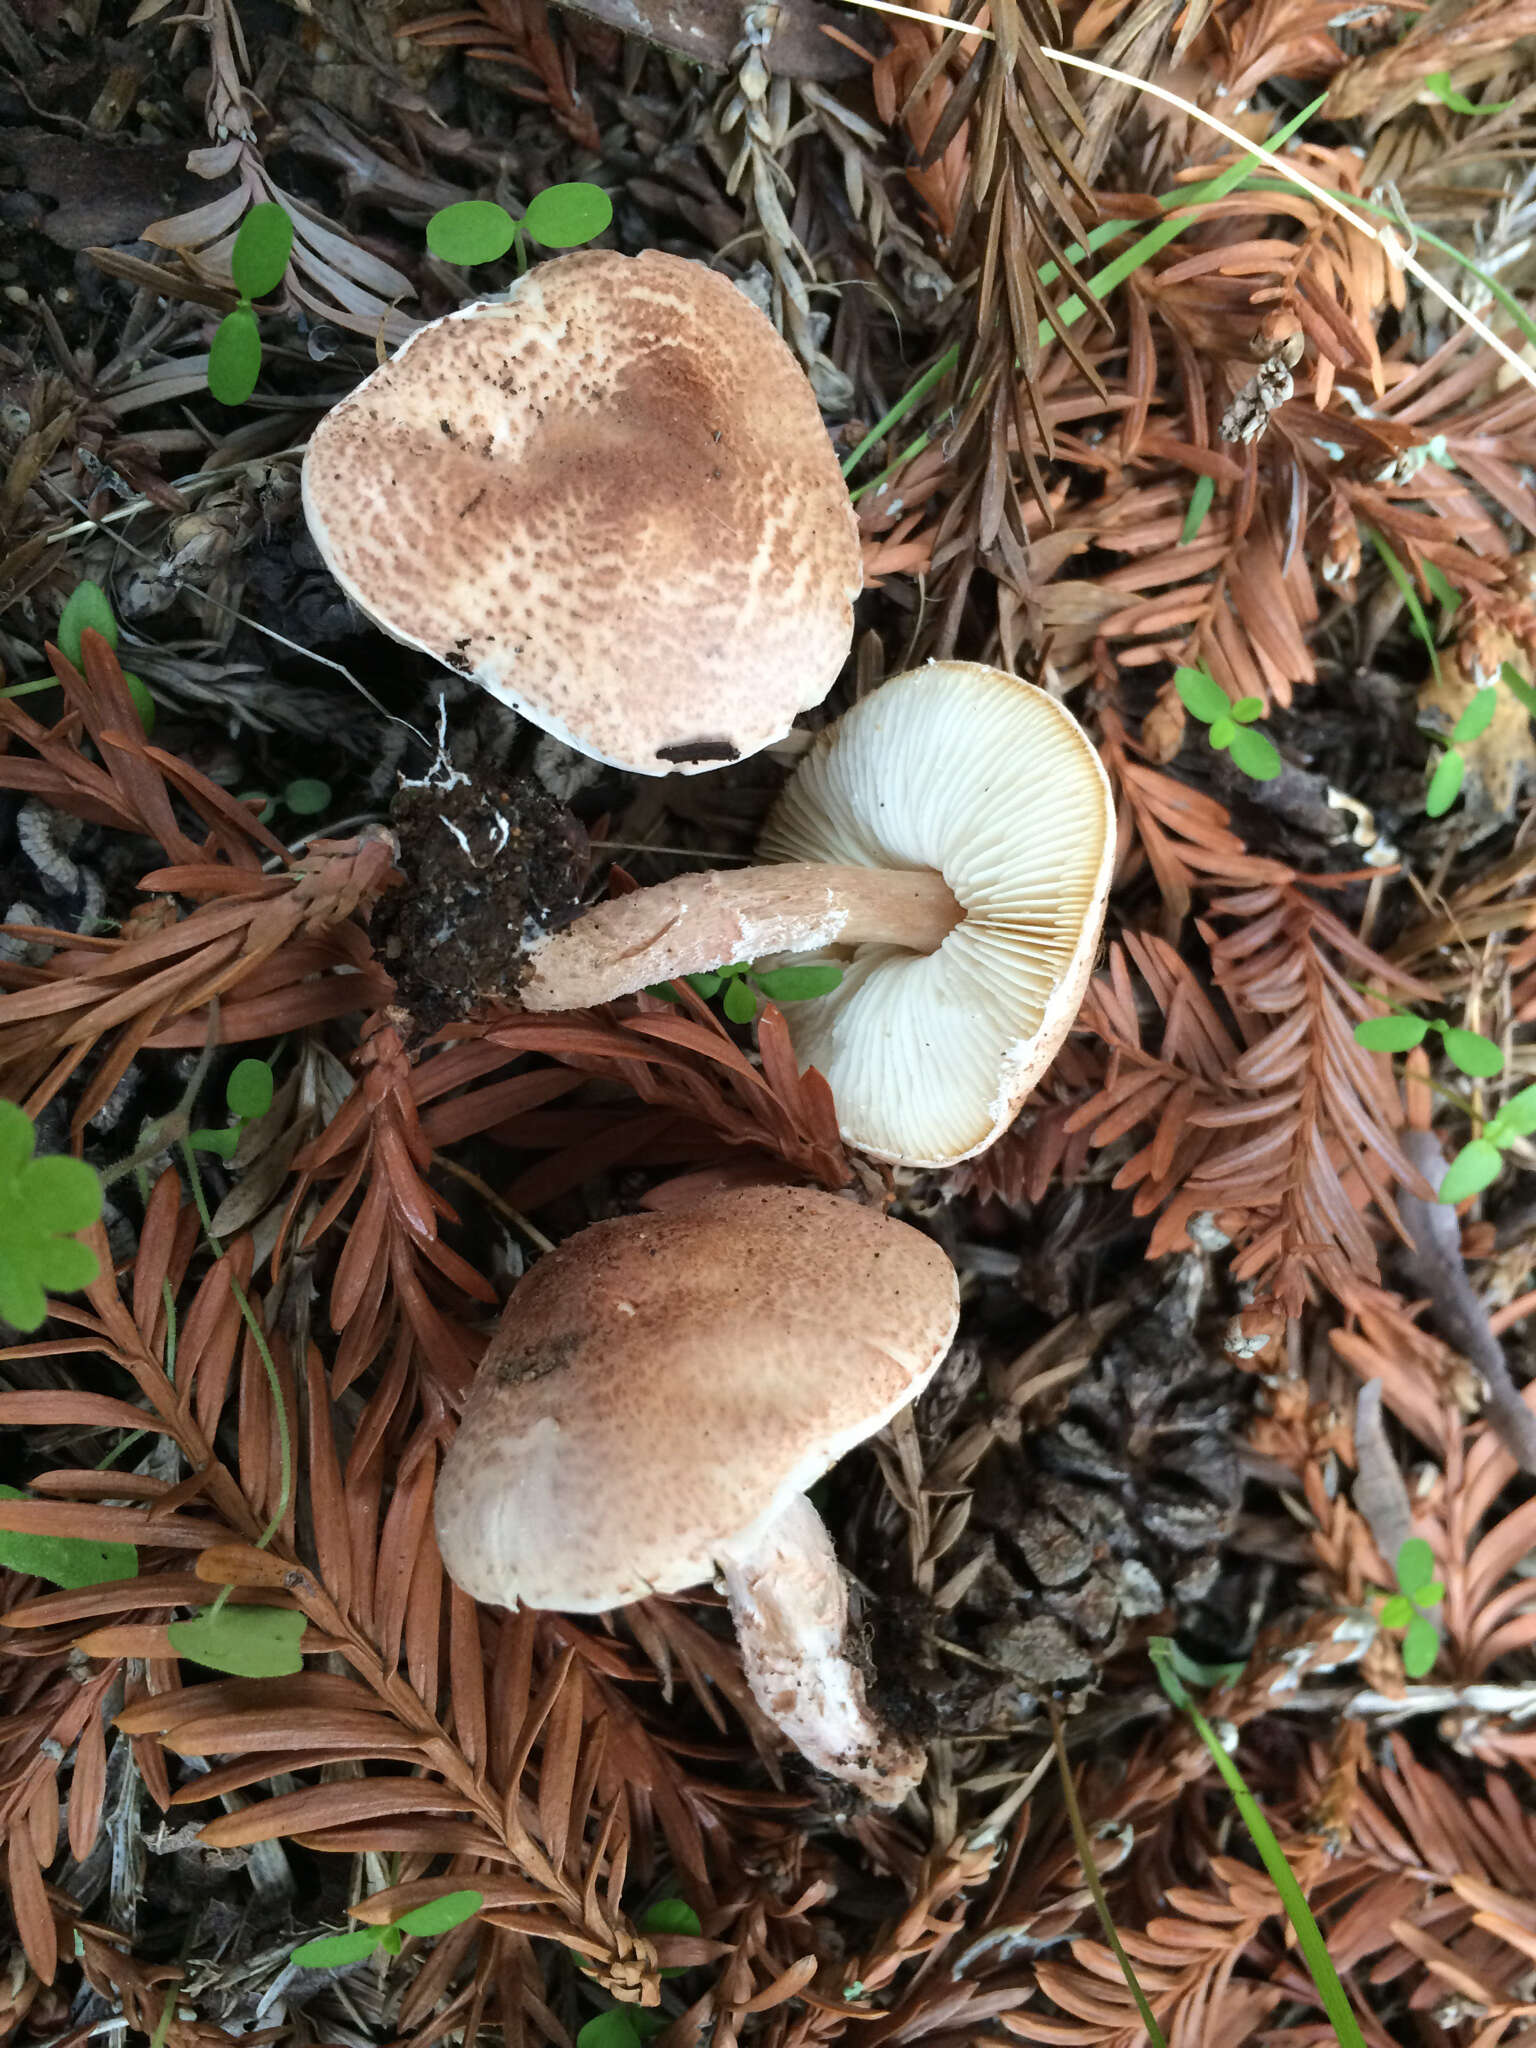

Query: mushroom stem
left=716, top=1491, right=925, bottom=1807
left=520, top=863, right=962, bottom=1012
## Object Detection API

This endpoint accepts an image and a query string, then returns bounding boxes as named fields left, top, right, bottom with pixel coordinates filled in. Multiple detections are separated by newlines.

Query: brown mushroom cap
left=301, top=250, right=862, bottom=775
left=434, top=1185, right=959, bottom=1613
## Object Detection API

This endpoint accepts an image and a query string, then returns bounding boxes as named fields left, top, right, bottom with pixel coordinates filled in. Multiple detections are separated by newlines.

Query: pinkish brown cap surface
left=302, top=249, right=862, bottom=775
left=433, top=1185, right=959, bottom=1613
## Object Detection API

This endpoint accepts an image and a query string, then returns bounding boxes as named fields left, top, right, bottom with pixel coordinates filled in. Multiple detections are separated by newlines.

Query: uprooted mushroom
left=434, top=1184, right=960, bottom=1806
left=520, top=662, right=1117, bottom=1168
left=302, top=248, right=862, bottom=777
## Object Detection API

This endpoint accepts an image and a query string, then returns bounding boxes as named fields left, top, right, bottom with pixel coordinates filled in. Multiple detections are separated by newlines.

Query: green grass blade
left=840, top=345, right=960, bottom=480
left=845, top=94, right=1325, bottom=496
left=1188, top=1708, right=1367, bottom=2047
left=1049, top=1709, right=1170, bottom=2048
left=1181, top=473, right=1216, bottom=543
left=1150, top=1645, right=1366, bottom=2048
left=1366, top=526, right=1440, bottom=683
left=1044, top=95, right=1324, bottom=337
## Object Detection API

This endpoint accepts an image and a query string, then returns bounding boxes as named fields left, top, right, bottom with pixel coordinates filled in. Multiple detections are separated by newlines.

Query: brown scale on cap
left=302, top=250, right=862, bottom=775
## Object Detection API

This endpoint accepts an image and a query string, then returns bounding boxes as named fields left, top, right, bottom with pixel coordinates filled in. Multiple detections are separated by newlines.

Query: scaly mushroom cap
left=758, top=662, right=1115, bottom=1168
left=434, top=1186, right=959, bottom=1613
left=302, top=250, right=862, bottom=775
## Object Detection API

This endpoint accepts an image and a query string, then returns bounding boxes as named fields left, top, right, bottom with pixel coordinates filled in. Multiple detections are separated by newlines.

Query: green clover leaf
left=208, top=305, right=263, bottom=407
left=428, top=200, right=520, bottom=265
left=1353, top=1014, right=1429, bottom=1053
left=393, top=1891, right=485, bottom=1938
left=230, top=203, right=294, bottom=301
left=1425, top=748, right=1466, bottom=818
left=1226, top=725, right=1282, bottom=781
left=1439, top=1137, right=1503, bottom=1204
left=576, top=2014, right=645, bottom=2048
left=1450, top=686, right=1499, bottom=744
left=284, top=777, right=331, bottom=816
left=752, top=964, right=845, bottom=1002
left=1438, top=1026, right=1504, bottom=1078
left=167, top=1605, right=306, bottom=1678
left=640, top=1898, right=702, bottom=1937
left=1395, top=1537, right=1436, bottom=1596
left=722, top=976, right=757, bottom=1025
left=1490, top=1083, right=1536, bottom=1141
left=0, top=1485, right=137, bottom=1589
left=523, top=182, right=613, bottom=249
left=123, top=673, right=155, bottom=734
left=1401, top=1614, right=1439, bottom=1678
left=1379, top=1593, right=1413, bottom=1631
left=226, top=1059, right=275, bottom=1122
left=292, top=1927, right=386, bottom=1969
left=57, top=581, right=119, bottom=665
left=1174, top=664, right=1230, bottom=724
left=0, top=1101, right=103, bottom=1332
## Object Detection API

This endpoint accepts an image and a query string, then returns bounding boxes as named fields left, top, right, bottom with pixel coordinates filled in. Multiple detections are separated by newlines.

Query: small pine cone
left=592, top=1930, right=661, bottom=2006
left=878, top=1262, right=1246, bottom=1727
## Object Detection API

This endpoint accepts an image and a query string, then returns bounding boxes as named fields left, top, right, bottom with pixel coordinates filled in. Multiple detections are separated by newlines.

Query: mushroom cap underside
left=758, top=661, right=1116, bottom=1169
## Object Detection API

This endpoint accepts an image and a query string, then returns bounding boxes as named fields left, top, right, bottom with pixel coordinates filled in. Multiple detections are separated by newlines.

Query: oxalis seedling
left=189, top=1056, right=275, bottom=1161
left=1436, top=1084, right=1536, bottom=1203
left=1353, top=1005, right=1504, bottom=1078
left=1423, top=681, right=1499, bottom=818
left=1366, top=1536, right=1444, bottom=1679
left=1353, top=1004, right=1535, bottom=1201
left=1173, top=663, right=1282, bottom=781
left=1, top=580, right=155, bottom=733
left=236, top=777, right=332, bottom=825
left=0, top=1100, right=104, bottom=1333
left=648, top=959, right=844, bottom=1024
left=209, top=202, right=295, bottom=407
left=1421, top=655, right=1536, bottom=816
left=427, top=183, right=613, bottom=271
left=292, top=1889, right=485, bottom=1969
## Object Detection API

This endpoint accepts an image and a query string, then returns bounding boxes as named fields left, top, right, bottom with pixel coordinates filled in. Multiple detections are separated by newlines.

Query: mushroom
left=302, top=249, right=861, bottom=776
left=521, top=661, right=1115, bottom=1168
left=434, top=1184, right=959, bottom=1804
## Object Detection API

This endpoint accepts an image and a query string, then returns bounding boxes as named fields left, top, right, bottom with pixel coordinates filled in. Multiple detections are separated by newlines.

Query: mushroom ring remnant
left=301, top=248, right=862, bottom=776
left=521, top=662, right=1116, bottom=1169
left=434, top=1185, right=960, bottom=1805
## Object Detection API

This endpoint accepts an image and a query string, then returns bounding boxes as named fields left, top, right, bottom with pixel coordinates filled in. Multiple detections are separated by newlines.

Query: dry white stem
left=519, top=862, right=961, bottom=1011
left=717, top=1491, right=924, bottom=1806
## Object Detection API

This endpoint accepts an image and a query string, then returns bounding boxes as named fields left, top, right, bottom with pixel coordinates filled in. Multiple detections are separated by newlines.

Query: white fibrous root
left=716, top=1490, right=925, bottom=1807
left=519, top=862, right=961, bottom=1011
